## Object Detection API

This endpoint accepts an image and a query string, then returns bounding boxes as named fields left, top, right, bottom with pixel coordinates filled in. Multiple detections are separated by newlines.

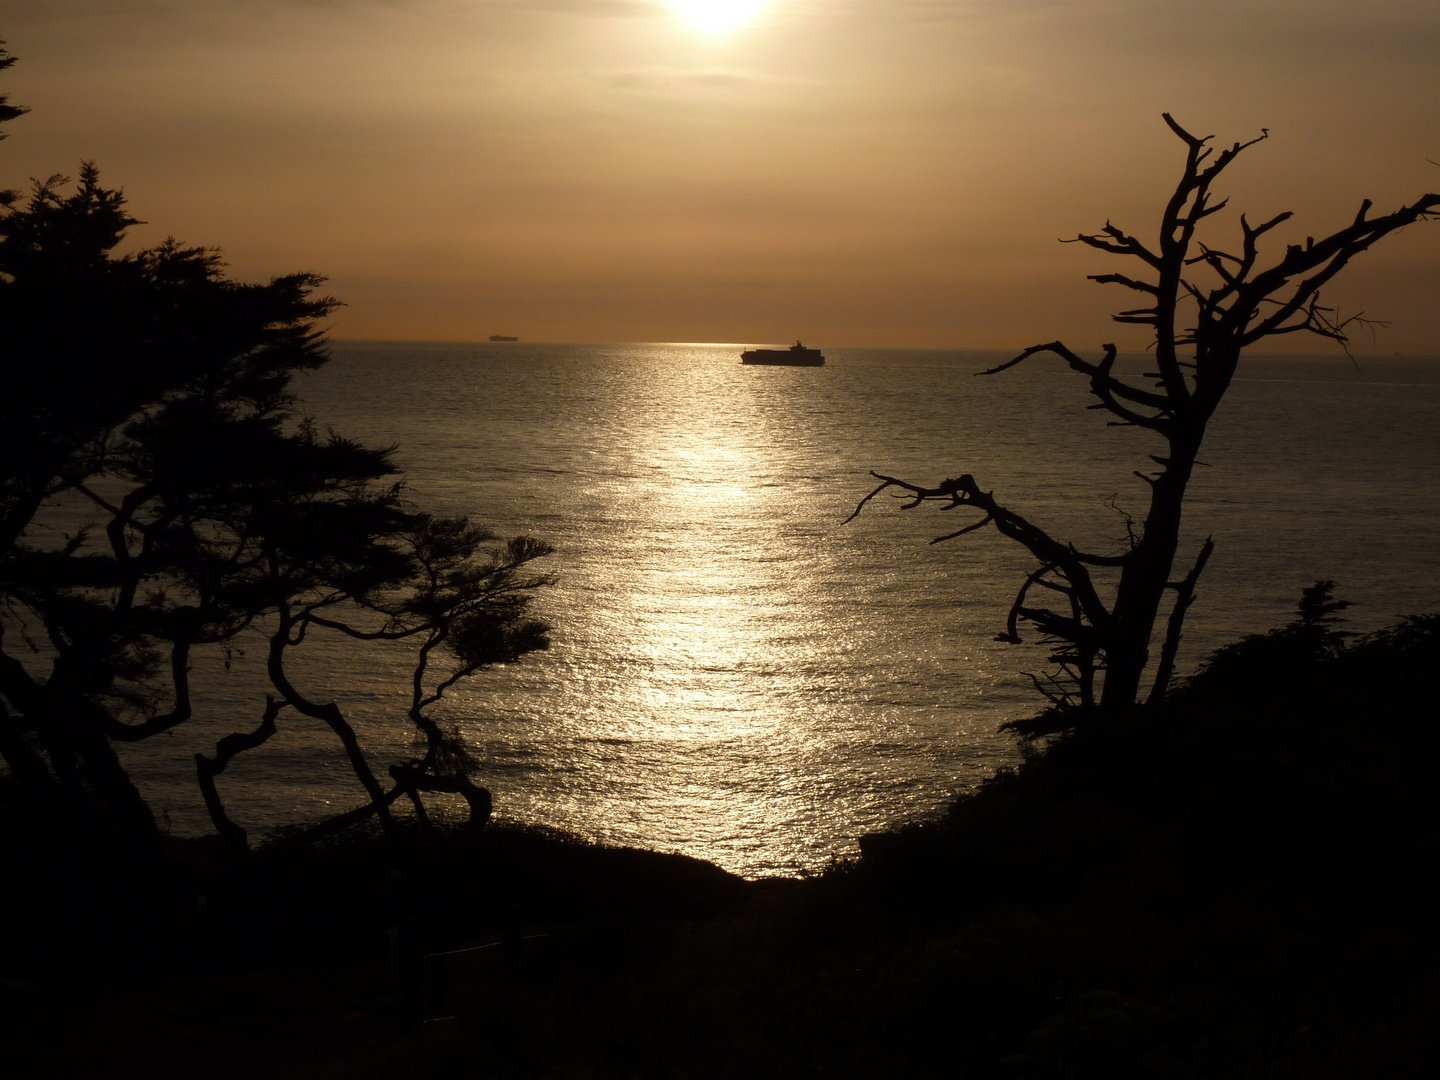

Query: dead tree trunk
left=853, top=116, right=1437, bottom=717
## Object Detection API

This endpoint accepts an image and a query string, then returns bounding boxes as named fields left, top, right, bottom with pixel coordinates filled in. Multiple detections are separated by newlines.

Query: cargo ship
left=489, top=334, right=518, bottom=342
left=740, top=341, right=825, bottom=366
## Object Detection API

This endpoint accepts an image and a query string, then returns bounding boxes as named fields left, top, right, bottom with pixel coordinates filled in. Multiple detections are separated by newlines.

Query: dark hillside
left=4, top=610, right=1439, bottom=1078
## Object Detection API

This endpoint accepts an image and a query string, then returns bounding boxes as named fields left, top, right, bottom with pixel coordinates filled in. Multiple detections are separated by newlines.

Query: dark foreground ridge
left=4, top=609, right=1440, bottom=1078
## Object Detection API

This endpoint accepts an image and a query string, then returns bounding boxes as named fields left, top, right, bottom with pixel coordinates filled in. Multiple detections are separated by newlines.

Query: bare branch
left=195, top=696, right=285, bottom=851
left=1161, top=112, right=1206, bottom=149
left=981, top=341, right=1172, bottom=415
left=1147, top=537, right=1215, bottom=706
left=851, top=117, right=1434, bottom=719
left=1069, top=223, right=1163, bottom=269
left=843, top=476, right=898, bottom=525
left=1088, top=272, right=1160, bottom=296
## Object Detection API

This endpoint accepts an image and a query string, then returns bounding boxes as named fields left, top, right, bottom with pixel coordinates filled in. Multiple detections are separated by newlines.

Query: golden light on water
left=669, top=0, right=770, bottom=35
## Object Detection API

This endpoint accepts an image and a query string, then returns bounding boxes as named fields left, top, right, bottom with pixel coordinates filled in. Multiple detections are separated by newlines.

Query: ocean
left=120, top=342, right=1440, bottom=877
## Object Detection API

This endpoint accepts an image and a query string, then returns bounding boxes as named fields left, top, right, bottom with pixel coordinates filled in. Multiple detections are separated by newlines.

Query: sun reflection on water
left=117, top=344, right=1440, bottom=877
left=129, top=343, right=1045, bottom=878
left=481, top=347, right=949, bottom=874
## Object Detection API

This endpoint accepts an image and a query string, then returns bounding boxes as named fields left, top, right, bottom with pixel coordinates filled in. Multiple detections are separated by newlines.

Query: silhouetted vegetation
left=851, top=116, right=1439, bottom=717
left=6, top=590, right=1438, bottom=1077
left=0, top=46, right=553, bottom=962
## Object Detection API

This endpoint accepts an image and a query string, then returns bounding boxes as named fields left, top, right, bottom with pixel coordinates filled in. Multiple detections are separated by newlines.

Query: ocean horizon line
left=325, top=337, right=1440, bottom=361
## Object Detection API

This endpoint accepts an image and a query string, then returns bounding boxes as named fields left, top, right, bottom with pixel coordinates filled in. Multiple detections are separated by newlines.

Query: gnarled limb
left=389, top=761, right=493, bottom=832
left=851, top=470, right=1114, bottom=704
left=981, top=341, right=1172, bottom=418
left=1147, top=537, right=1215, bottom=707
left=195, top=696, right=284, bottom=853
left=266, top=601, right=398, bottom=836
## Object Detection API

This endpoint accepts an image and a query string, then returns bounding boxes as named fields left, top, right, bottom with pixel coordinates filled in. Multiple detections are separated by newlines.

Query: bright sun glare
left=670, top=1, right=769, bottom=35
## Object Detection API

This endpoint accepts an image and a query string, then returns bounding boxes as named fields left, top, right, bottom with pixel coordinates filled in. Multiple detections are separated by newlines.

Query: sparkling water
left=120, top=342, right=1440, bottom=876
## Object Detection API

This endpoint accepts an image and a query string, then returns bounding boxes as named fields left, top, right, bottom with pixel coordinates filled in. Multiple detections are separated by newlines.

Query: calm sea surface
left=122, top=343, right=1440, bottom=877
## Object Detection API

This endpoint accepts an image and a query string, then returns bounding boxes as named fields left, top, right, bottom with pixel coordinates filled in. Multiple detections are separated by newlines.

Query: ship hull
left=741, top=349, right=825, bottom=366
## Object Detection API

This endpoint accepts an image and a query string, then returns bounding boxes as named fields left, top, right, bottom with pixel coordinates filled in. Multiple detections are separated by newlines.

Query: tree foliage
left=0, top=49, right=553, bottom=854
left=852, top=116, right=1438, bottom=720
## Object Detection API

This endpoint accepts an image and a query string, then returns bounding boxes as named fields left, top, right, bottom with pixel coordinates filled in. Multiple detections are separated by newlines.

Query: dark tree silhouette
left=852, top=116, right=1438, bottom=719
left=0, top=50, right=552, bottom=854
left=0, top=42, right=24, bottom=210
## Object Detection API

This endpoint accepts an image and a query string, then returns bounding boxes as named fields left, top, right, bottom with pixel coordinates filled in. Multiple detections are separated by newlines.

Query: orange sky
left=4, top=1, right=1439, bottom=350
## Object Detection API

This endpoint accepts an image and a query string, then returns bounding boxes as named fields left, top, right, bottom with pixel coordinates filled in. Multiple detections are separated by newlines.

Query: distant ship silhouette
left=740, top=341, right=825, bottom=366
left=489, top=334, right=518, bottom=342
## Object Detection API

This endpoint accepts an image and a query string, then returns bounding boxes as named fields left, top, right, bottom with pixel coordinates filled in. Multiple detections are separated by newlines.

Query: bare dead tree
left=852, top=115, right=1438, bottom=718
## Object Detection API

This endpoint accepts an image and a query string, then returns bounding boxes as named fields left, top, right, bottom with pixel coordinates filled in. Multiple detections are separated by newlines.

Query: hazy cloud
left=603, top=66, right=781, bottom=94
left=497, top=0, right=657, bottom=15
left=1, top=0, right=656, bottom=20
left=860, top=0, right=1440, bottom=59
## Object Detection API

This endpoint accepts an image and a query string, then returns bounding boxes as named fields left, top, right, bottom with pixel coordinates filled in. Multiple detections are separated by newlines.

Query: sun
left=670, top=1, right=769, bottom=35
